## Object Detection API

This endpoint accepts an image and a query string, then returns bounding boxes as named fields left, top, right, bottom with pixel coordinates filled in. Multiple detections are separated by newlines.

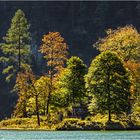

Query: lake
left=0, top=130, right=139, bottom=140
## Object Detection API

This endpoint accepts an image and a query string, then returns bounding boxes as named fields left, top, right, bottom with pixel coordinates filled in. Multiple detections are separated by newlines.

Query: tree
left=53, top=68, right=71, bottom=108
left=132, top=94, right=140, bottom=121
left=48, top=68, right=71, bottom=120
left=28, top=76, right=50, bottom=126
left=57, top=56, right=86, bottom=117
left=124, top=60, right=140, bottom=97
left=130, top=63, right=140, bottom=121
left=14, top=70, right=34, bottom=117
left=34, top=76, right=50, bottom=116
left=15, top=73, right=50, bottom=125
left=0, top=9, right=31, bottom=81
left=85, top=51, right=131, bottom=122
left=94, top=25, right=140, bottom=101
left=39, top=32, right=68, bottom=119
left=94, top=25, right=140, bottom=62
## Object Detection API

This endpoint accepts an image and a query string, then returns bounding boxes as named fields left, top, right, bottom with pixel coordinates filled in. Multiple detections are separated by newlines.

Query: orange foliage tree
left=124, top=60, right=140, bottom=96
left=39, top=32, right=68, bottom=119
left=14, top=70, right=35, bottom=117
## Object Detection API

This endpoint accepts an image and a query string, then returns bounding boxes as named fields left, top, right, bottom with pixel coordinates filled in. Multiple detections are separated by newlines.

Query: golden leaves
left=40, top=32, right=68, bottom=77
left=15, top=70, right=35, bottom=96
left=124, top=60, right=140, bottom=95
left=95, top=25, right=140, bottom=61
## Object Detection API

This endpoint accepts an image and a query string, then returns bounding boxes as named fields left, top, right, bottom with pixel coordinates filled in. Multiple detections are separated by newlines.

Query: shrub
left=56, top=118, right=102, bottom=130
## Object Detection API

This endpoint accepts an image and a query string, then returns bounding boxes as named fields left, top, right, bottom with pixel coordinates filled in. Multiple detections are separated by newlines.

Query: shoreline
left=0, top=116, right=139, bottom=131
left=0, top=127, right=139, bottom=131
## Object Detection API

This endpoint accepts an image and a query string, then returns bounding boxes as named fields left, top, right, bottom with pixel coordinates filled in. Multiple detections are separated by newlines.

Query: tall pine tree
left=0, top=9, right=31, bottom=82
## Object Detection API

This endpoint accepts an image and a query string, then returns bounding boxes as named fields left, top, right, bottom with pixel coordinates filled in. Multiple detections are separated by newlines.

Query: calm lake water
left=0, top=130, right=139, bottom=140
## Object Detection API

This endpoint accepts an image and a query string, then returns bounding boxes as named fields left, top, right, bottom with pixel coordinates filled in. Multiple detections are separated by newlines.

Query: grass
left=0, top=114, right=139, bottom=130
left=0, top=116, right=53, bottom=130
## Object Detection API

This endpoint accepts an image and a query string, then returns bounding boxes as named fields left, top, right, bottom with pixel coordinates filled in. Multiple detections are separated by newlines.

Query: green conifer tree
left=86, top=51, right=131, bottom=122
left=0, top=9, right=31, bottom=81
left=57, top=56, right=86, bottom=117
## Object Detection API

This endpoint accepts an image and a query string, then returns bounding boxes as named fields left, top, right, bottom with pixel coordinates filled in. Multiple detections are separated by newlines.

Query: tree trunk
left=46, top=62, right=53, bottom=120
left=107, top=86, right=111, bottom=122
left=43, top=104, right=46, bottom=116
left=35, top=95, right=40, bottom=126
left=23, top=100, right=27, bottom=117
left=72, top=88, right=75, bottom=117
left=107, top=65, right=111, bottom=122
left=46, top=74, right=52, bottom=120
left=18, top=18, right=21, bottom=72
left=46, top=90, right=51, bottom=120
left=108, top=109, right=111, bottom=122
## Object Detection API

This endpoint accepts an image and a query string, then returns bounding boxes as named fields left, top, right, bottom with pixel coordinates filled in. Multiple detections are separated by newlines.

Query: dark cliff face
left=0, top=1, right=140, bottom=64
left=0, top=1, right=139, bottom=118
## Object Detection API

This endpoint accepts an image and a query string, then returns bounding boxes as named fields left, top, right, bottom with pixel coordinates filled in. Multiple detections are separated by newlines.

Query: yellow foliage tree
left=33, top=76, right=50, bottom=116
left=95, top=25, right=140, bottom=61
left=28, top=76, right=50, bottom=126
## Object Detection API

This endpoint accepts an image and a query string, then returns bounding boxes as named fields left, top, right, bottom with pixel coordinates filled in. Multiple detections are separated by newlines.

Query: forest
left=0, top=2, right=139, bottom=130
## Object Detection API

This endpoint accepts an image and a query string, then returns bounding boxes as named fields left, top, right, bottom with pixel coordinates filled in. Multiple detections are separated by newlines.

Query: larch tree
left=0, top=9, right=31, bottom=82
left=86, top=51, right=131, bottom=122
left=14, top=69, right=34, bottom=118
left=39, top=32, right=68, bottom=119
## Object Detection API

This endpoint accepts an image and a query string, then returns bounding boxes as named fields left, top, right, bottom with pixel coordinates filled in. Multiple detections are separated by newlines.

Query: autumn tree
left=52, top=69, right=71, bottom=108
left=27, top=77, right=40, bottom=126
left=95, top=25, right=140, bottom=61
left=30, top=76, right=50, bottom=116
left=0, top=9, right=31, bottom=81
left=131, top=64, right=140, bottom=121
left=86, top=51, right=131, bottom=122
left=15, top=72, right=50, bottom=126
left=48, top=68, right=71, bottom=120
left=14, top=70, right=34, bottom=117
left=124, top=61, right=140, bottom=96
left=39, top=32, right=68, bottom=119
left=132, top=93, right=140, bottom=121
left=56, top=56, right=86, bottom=117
